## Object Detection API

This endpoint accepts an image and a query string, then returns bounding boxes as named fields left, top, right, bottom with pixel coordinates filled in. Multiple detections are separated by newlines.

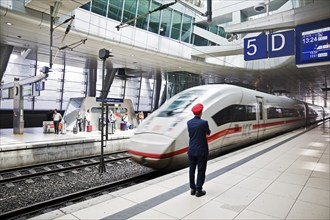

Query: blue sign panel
left=96, top=97, right=124, bottom=103
left=296, top=19, right=330, bottom=66
left=35, top=81, right=45, bottom=91
left=268, top=30, right=295, bottom=58
left=244, top=34, right=267, bottom=61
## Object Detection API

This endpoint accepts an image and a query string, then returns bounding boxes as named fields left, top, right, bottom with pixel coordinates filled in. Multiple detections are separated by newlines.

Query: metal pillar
left=98, top=48, right=111, bottom=174
left=99, top=56, right=106, bottom=173
left=13, top=79, right=24, bottom=134
left=50, top=6, right=54, bottom=69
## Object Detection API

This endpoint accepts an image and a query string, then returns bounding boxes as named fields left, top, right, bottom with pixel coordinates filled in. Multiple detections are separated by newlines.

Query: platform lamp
left=98, top=48, right=112, bottom=173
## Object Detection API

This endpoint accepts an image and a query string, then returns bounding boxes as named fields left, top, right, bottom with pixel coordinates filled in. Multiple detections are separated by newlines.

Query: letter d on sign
left=268, top=30, right=294, bottom=58
left=272, top=33, right=285, bottom=51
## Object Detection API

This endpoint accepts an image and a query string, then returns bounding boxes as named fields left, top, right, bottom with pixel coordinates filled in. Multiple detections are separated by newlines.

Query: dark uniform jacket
left=187, top=116, right=211, bottom=157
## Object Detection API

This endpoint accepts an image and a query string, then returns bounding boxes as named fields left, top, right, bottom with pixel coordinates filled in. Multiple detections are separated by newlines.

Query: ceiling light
left=6, top=22, right=13, bottom=26
left=254, top=2, right=266, bottom=12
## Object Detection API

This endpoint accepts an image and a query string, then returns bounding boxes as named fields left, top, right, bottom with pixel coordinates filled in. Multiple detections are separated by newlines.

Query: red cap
left=192, top=103, right=203, bottom=115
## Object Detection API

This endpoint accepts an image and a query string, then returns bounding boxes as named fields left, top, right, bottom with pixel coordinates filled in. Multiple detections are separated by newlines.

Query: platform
left=0, top=127, right=135, bottom=170
left=30, top=123, right=329, bottom=220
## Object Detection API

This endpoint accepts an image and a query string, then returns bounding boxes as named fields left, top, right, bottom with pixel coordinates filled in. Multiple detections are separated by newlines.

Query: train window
left=282, top=108, right=300, bottom=117
left=267, top=107, right=282, bottom=119
left=247, top=105, right=257, bottom=120
left=212, top=104, right=256, bottom=127
left=157, top=90, right=204, bottom=117
left=267, top=107, right=303, bottom=119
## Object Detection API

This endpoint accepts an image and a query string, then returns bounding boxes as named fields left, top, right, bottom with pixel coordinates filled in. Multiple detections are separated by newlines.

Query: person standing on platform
left=187, top=103, right=211, bottom=197
left=109, top=111, right=117, bottom=132
left=53, top=109, right=62, bottom=134
left=77, top=112, right=83, bottom=132
left=122, top=113, right=129, bottom=130
left=85, top=109, right=91, bottom=128
left=138, top=111, right=144, bottom=125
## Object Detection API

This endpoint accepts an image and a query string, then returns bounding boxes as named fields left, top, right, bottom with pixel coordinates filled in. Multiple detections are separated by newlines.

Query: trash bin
left=120, top=122, right=127, bottom=131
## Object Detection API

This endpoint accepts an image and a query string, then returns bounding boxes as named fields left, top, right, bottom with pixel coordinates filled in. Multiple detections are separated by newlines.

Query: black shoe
left=190, top=189, right=196, bottom=195
left=195, top=190, right=206, bottom=197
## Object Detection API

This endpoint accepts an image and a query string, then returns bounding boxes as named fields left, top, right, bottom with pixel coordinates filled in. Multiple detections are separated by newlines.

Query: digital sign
left=296, top=19, right=330, bottom=67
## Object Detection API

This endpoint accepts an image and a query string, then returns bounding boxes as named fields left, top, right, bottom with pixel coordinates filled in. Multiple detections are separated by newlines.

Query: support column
left=0, top=44, right=13, bottom=82
left=13, top=78, right=24, bottom=134
left=153, top=72, right=162, bottom=110
left=86, top=58, right=98, bottom=97
left=101, top=67, right=117, bottom=99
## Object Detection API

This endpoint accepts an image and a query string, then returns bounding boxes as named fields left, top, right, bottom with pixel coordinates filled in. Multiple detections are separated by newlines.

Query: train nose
left=127, top=133, right=175, bottom=170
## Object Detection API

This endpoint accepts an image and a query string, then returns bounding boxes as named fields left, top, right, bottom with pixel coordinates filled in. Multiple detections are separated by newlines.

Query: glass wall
left=122, top=0, right=137, bottom=25
left=171, top=11, right=182, bottom=40
left=167, top=72, right=202, bottom=98
left=181, top=14, right=193, bottom=43
left=0, top=54, right=159, bottom=111
left=136, top=0, right=150, bottom=29
left=108, top=0, right=123, bottom=21
left=148, top=1, right=161, bottom=34
left=160, top=8, right=172, bottom=37
left=91, top=0, right=108, bottom=17
left=81, top=0, right=197, bottom=44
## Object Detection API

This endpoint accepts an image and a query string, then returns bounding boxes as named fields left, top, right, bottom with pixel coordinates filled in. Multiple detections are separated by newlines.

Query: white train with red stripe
left=128, top=84, right=326, bottom=171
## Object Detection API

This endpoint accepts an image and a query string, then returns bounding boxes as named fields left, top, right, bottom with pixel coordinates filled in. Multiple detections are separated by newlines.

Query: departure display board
left=296, top=19, right=330, bottom=67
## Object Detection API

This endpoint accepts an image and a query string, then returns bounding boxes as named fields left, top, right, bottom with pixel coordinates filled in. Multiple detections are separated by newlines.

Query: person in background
left=85, top=109, right=91, bottom=129
left=77, top=112, right=83, bottom=132
left=109, top=110, right=117, bottom=132
left=187, top=103, right=211, bottom=197
left=53, top=109, right=62, bottom=134
left=122, top=113, right=129, bottom=130
left=138, top=111, right=144, bottom=125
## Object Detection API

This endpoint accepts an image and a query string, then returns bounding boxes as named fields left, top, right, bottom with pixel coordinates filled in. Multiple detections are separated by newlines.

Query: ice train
left=128, top=84, right=327, bottom=171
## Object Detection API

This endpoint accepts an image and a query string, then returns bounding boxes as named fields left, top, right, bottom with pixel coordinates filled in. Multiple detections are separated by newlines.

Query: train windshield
left=158, top=90, right=204, bottom=117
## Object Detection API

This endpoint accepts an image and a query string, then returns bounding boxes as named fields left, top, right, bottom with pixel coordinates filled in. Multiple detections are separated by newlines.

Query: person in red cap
left=187, top=103, right=211, bottom=197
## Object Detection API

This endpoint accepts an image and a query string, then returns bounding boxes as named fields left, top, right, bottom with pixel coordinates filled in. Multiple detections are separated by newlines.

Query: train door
left=256, top=97, right=265, bottom=139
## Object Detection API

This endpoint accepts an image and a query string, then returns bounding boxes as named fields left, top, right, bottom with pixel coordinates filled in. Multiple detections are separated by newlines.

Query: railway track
left=0, top=171, right=163, bottom=220
left=0, top=151, right=129, bottom=184
left=0, top=150, right=162, bottom=219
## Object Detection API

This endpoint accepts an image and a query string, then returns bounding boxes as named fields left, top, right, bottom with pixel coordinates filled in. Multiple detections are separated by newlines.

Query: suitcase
left=61, top=122, right=66, bottom=134
left=73, top=126, right=78, bottom=134
left=87, top=125, right=92, bottom=132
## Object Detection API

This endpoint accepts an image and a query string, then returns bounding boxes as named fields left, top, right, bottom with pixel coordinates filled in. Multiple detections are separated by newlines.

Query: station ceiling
left=0, top=0, right=329, bottom=105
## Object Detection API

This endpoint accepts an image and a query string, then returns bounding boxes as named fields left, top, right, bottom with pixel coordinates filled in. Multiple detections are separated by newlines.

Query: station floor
left=29, top=122, right=329, bottom=220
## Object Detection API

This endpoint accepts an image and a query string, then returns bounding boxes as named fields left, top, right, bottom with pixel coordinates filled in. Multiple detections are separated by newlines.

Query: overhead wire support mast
left=58, top=39, right=87, bottom=51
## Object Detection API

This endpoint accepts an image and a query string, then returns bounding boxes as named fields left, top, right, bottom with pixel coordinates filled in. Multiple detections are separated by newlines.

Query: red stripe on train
left=128, top=147, right=188, bottom=159
left=129, top=118, right=303, bottom=159
left=253, top=118, right=304, bottom=129
left=128, top=127, right=242, bottom=159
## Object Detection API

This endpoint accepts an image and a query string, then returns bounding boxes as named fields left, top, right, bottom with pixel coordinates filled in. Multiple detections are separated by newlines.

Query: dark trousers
left=54, top=120, right=60, bottom=134
left=188, top=155, right=207, bottom=191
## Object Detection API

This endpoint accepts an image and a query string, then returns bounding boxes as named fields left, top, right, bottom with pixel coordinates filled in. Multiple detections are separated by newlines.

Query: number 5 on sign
left=244, top=34, right=267, bottom=61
